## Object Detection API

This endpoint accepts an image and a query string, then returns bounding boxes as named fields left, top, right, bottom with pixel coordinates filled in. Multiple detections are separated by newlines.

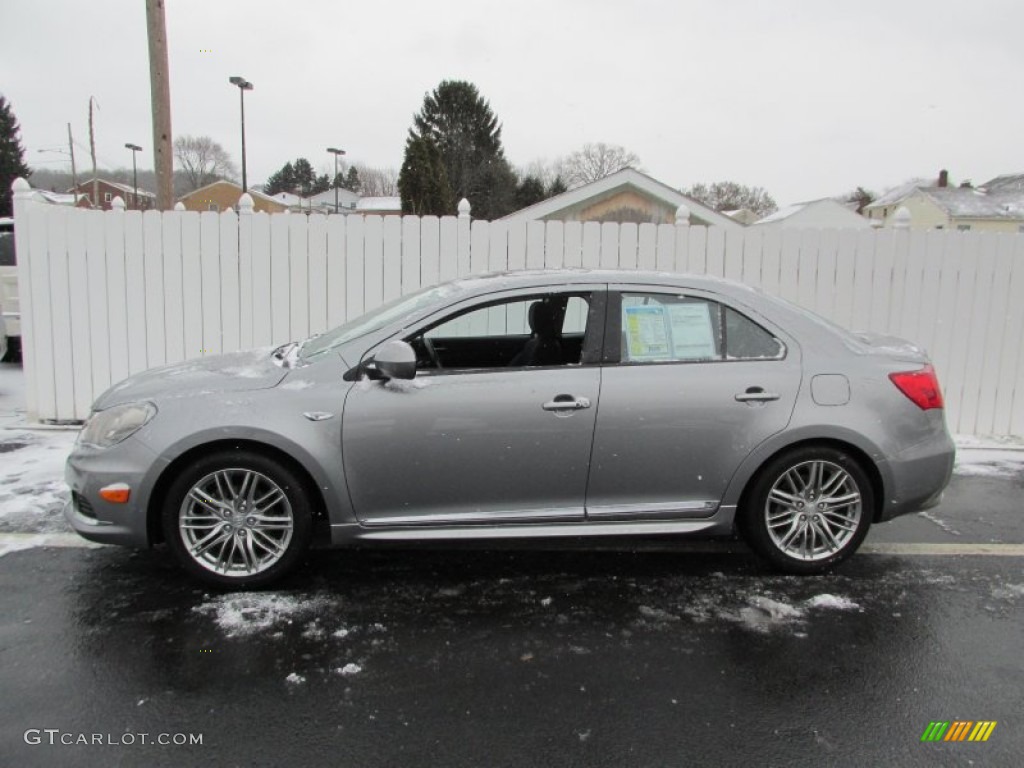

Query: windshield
left=299, top=283, right=460, bottom=361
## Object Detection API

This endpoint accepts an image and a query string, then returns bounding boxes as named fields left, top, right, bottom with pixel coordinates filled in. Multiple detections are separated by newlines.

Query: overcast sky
left=2, top=0, right=1021, bottom=204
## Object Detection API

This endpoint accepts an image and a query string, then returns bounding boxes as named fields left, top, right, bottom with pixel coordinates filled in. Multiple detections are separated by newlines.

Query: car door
left=585, top=287, right=801, bottom=521
left=342, top=287, right=605, bottom=526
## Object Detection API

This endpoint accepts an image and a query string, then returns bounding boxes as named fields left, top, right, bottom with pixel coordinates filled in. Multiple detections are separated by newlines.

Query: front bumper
left=64, top=438, right=163, bottom=547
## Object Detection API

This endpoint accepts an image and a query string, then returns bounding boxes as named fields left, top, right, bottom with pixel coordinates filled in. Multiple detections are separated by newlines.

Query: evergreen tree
left=399, top=135, right=453, bottom=216
left=408, top=80, right=517, bottom=219
left=264, top=161, right=295, bottom=195
left=515, top=174, right=547, bottom=210
left=0, top=95, right=31, bottom=217
left=311, top=173, right=331, bottom=195
left=344, top=166, right=361, bottom=193
left=547, top=176, right=568, bottom=197
left=291, top=158, right=316, bottom=196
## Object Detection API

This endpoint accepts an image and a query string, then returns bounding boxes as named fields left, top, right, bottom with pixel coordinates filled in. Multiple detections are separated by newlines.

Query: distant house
left=28, top=189, right=78, bottom=206
left=864, top=170, right=1024, bottom=232
left=303, top=188, right=361, bottom=214
left=71, top=179, right=156, bottom=211
left=177, top=181, right=287, bottom=214
left=500, top=168, right=741, bottom=229
left=355, top=196, right=402, bottom=216
left=721, top=208, right=759, bottom=225
left=752, top=198, right=873, bottom=230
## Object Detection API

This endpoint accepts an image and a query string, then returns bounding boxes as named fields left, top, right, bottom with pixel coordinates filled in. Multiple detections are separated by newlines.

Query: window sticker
left=624, top=305, right=671, bottom=360
left=666, top=302, right=717, bottom=360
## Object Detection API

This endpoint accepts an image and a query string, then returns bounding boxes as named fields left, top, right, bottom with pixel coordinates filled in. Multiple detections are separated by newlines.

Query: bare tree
left=559, top=143, right=641, bottom=188
left=684, top=181, right=777, bottom=218
left=173, top=135, right=237, bottom=191
left=517, top=158, right=566, bottom=192
left=354, top=164, right=400, bottom=196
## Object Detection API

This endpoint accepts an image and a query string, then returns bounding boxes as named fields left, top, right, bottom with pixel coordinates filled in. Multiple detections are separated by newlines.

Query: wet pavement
left=1, top=356, right=1022, bottom=766
left=2, top=516, right=1022, bottom=766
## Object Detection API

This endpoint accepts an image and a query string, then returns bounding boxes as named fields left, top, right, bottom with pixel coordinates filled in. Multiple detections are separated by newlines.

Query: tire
left=161, top=450, right=313, bottom=588
left=740, top=445, right=874, bottom=574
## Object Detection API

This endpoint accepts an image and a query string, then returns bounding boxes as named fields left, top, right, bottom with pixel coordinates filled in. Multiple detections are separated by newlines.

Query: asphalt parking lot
left=1, top=466, right=1023, bottom=767
left=1, top=362, right=1022, bottom=766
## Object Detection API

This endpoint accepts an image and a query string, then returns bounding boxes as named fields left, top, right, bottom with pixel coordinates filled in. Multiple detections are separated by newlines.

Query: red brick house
left=71, top=179, right=156, bottom=211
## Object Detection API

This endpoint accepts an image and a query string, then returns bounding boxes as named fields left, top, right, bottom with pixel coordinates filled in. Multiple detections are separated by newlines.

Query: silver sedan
left=65, top=270, right=954, bottom=587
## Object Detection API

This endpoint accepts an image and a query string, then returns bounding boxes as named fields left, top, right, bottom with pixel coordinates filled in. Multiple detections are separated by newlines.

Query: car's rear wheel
left=741, top=446, right=873, bottom=574
left=161, top=450, right=312, bottom=588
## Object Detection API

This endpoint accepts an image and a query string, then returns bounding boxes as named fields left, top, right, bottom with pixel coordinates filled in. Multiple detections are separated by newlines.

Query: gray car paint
left=65, top=269, right=955, bottom=550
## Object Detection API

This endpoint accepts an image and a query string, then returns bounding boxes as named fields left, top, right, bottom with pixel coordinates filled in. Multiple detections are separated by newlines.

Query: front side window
left=410, top=292, right=594, bottom=372
left=616, top=292, right=783, bottom=364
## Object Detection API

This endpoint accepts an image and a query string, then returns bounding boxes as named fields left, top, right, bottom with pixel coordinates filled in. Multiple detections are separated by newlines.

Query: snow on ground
left=0, top=532, right=102, bottom=558
left=0, top=429, right=77, bottom=534
left=805, top=593, right=860, bottom=610
left=952, top=448, right=1024, bottom=477
left=192, top=592, right=330, bottom=638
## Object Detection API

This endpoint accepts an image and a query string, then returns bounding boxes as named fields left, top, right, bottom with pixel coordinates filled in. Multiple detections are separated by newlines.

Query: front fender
left=137, top=423, right=356, bottom=532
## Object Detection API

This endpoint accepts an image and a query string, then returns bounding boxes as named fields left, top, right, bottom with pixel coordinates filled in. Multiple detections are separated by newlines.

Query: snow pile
left=805, top=594, right=860, bottom=610
left=991, top=584, right=1024, bottom=601
left=736, top=596, right=806, bottom=633
left=285, top=672, right=305, bottom=685
left=0, top=431, right=77, bottom=534
left=677, top=586, right=863, bottom=634
left=336, top=663, right=362, bottom=676
left=193, top=592, right=327, bottom=638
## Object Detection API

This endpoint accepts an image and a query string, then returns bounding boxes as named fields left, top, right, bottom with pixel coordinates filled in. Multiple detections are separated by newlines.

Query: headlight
left=78, top=403, right=157, bottom=448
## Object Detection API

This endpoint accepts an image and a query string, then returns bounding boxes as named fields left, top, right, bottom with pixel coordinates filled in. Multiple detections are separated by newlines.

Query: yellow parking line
left=860, top=542, right=1024, bottom=556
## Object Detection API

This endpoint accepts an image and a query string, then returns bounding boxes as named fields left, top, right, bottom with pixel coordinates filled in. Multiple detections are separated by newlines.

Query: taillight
left=889, top=364, right=944, bottom=410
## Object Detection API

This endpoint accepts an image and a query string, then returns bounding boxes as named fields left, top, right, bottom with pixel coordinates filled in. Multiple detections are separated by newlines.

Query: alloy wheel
left=764, top=459, right=863, bottom=562
left=178, top=468, right=295, bottom=576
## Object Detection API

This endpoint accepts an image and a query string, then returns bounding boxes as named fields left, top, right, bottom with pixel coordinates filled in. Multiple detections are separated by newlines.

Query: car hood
left=92, top=348, right=287, bottom=410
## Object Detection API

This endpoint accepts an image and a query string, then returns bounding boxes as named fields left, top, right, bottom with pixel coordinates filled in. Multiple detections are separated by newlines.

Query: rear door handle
left=542, top=395, right=592, bottom=411
left=735, top=387, right=780, bottom=402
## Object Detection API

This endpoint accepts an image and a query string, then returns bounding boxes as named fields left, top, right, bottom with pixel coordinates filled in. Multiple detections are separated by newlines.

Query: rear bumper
left=876, top=431, right=956, bottom=522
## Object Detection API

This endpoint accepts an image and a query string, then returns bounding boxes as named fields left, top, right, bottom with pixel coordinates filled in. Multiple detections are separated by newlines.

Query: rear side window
left=617, top=293, right=783, bottom=363
left=724, top=307, right=784, bottom=360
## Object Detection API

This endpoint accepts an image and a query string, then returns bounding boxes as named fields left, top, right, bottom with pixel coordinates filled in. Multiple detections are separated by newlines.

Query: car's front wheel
left=161, top=450, right=313, bottom=588
left=741, top=446, right=874, bottom=574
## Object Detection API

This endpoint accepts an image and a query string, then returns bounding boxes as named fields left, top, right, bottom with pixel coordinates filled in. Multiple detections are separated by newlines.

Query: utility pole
left=88, top=97, right=98, bottom=209
left=146, top=0, right=173, bottom=210
left=67, top=123, right=79, bottom=206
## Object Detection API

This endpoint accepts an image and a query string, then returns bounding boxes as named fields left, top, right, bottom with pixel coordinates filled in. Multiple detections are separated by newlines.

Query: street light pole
left=327, top=147, right=346, bottom=213
left=125, top=143, right=142, bottom=209
left=229, top=76, right=254, bottom=192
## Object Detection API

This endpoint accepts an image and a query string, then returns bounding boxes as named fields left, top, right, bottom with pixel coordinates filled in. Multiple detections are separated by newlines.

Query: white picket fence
left=11, top=180, right=1024, bottom=436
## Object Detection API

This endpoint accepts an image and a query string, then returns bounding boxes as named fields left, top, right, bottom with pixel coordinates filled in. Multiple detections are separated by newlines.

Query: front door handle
left=735, top=387, right=780, bottom=403
left=542, top=394, right=592, bottom=411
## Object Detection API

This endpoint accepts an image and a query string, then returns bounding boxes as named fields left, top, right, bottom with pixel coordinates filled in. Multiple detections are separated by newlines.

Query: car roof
left=447, top=269, right=761, bottom=301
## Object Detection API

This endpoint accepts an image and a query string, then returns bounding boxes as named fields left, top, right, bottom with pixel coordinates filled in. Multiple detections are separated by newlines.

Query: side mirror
left=373, top=340, right=417, bottom=380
